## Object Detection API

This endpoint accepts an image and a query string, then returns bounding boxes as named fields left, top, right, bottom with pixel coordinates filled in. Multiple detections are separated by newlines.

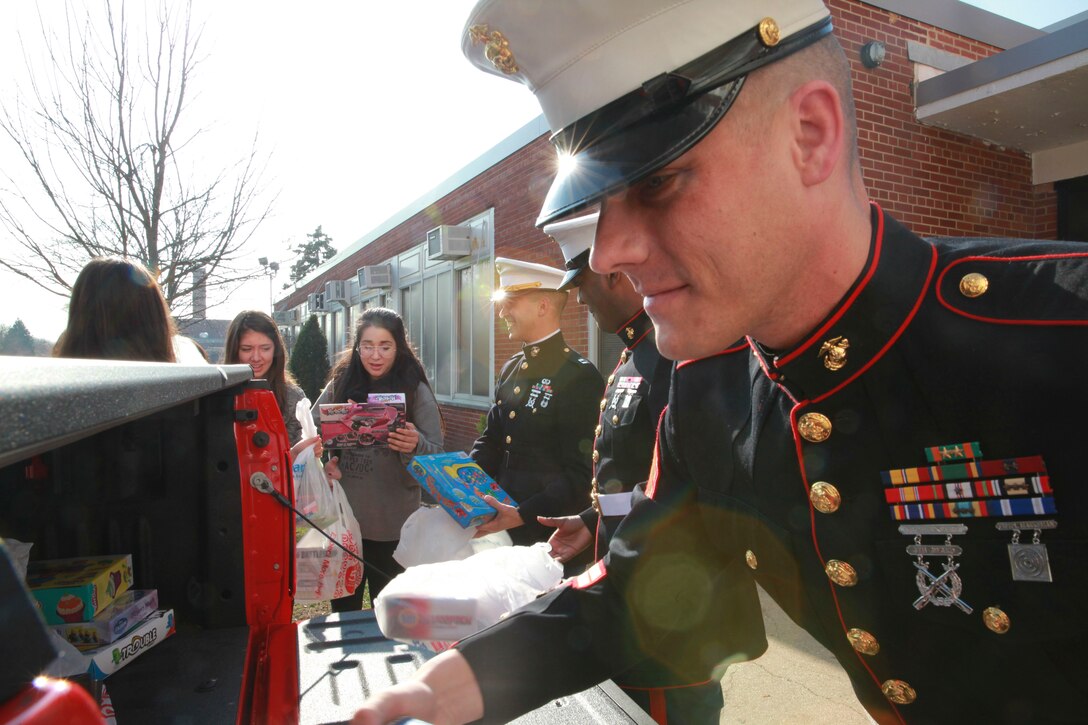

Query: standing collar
left=522, top=329, right=568, bottom=358
left=614, top=309, right=654, bottom=350
left=750, top=204, right=938, bottom=403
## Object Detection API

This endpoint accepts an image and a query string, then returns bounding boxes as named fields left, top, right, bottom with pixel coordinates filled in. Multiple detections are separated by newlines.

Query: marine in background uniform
left=470, top=258, right=604, bottom=546
left=546, top=212, right=728, bottom=724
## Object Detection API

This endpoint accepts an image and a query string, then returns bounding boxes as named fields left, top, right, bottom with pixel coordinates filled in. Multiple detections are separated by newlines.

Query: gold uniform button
left=959, top=272, right=989, bottom=298
left=505, top=435, right=512, bottom=444
left=809, top=482, right=842, bottom=513
left=520, top=361, right=529, bottom=370
left=608, top=375, right=615, bottom=385
left=881, top=679, right=916, bottom=705
left=514, top=386, right=521, bottom=395
left=592, top=450, right=600, bottom=463
left=846, top=628, right=880, bottom=655
left=983, top=606, right=1010, bottom=634
left=563, top=347, right=570, bottom=352
left=745, top=550, right=758, bottom=570
left=825, top=559, right=857, bottom=587
left=599, top=398, right=608, bottom=411
left=508, top=410, right=516, bottom=420
left=612, top=415, right=620, bottom=425
left=798, top=412, right=832, bottom=443
left=595, top=425, right=603, bottom=437
left=758, top=17, right=781, bottom=46
left=620, top=350, right=629, bottom=363
left=591, top=477, right=598, bottom=488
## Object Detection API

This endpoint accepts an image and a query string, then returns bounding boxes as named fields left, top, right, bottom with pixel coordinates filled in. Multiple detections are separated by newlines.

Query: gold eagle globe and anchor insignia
left=469, top=24, right=519, bottom=74
left=758, top=17, right=781, bottom=47
left=818, top=336, right=850, bottom=371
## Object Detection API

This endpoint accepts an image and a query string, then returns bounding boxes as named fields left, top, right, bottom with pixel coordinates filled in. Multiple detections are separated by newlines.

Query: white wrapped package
left=375, top=543, right=562, bottom=644
left=393, top=505, right=514, bottom=568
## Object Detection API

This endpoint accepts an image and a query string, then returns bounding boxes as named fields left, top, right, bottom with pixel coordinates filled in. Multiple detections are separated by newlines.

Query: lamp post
left=258, top=257, right=280, bottom=314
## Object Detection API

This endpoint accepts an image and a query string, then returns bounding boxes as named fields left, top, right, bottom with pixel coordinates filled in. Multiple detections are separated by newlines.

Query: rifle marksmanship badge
left=899, top=523, right=972, bottom=614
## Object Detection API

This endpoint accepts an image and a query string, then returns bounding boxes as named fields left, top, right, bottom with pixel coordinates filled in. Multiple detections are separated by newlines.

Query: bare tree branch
left=0, top=0, right=273, bottom=309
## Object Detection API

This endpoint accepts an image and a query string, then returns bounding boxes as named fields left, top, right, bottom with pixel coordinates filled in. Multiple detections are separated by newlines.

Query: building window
left=399, top=210, right=493, bottom=405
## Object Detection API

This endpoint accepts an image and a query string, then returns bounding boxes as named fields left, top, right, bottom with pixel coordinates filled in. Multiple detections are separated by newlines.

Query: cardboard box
left=52, top=589, right=159, bottom=649
left=85, top=609, right=175, bottom=680
left=320, top=393, right=406, bottom=448
left=406, top=452, right=517, bottom=528
left=27, top=555, right=134, bottom=625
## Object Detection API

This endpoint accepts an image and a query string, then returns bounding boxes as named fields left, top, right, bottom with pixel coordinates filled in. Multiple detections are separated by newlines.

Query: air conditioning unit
left=272, top=309, right=299, bottom=326
left=307, top=292, right=326, bottom=313
left=358, top=264, right=393, bottom=289
left=426, top=225, right=473, bottom=260
left=324, top=279, right=349, bottom=304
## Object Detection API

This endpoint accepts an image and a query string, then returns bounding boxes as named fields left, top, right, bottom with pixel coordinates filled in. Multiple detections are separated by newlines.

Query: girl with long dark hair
left=55, top=257, right=205, bottom=363
left=225, top=310, right=306, bottom=446
left=314, top=307, right=444, bottom=609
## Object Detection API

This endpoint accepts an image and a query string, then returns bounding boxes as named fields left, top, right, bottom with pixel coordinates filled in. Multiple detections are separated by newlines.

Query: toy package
left=320, top=393, right=406, bottom=448
left=406, top=452, right=517, bottom=528
left=52, top=589, right=159, bottom=649
left=27, top=555, right=134, bottom=625
left=84, top=609, right=176, bottom=679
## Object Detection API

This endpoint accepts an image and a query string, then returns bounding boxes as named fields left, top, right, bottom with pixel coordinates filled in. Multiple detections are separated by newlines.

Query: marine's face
left=238, top=330, right=276, bottom=379
left=576, top=271, right=620, bottom=333
left=496, top=292, right=536, bottom=343
left=590, top=98, right=796, bottom=360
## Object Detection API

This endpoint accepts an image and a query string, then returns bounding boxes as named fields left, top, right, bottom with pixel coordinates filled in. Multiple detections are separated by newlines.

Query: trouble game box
left=27, top=554, right=134, bottom=625
left=406, top=452, right=517, bottom=528
left=320, top=393, right=406, bottom=448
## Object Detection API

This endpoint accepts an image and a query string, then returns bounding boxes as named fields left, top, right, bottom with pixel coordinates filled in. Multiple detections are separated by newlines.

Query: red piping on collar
left=937, top=253, right=1088, bottom=326
left=775, top=202, right=885, bottom=368
left=615, top=308, right=653, bottom=349
left=615, top=308, right=646, bottom=332
left=809, top=241, right=938, bottom=405
left=676, top=340, right=750, bottom=370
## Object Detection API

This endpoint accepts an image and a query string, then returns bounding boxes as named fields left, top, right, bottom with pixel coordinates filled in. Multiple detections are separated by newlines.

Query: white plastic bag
left=374, top=543, right=562, bottom=644
left=295, top=480, right=364, bottom=602
left=394, top=506, right=514, bottom=568
left=293, top=398, right=337, bottom=530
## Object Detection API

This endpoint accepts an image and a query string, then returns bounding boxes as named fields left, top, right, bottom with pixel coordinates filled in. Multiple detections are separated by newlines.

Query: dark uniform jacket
left=471, top=330, right=604, bottom=545
left=458, top=205, right=1088, bottom=724
left=579, top=308, right=671, bottom=561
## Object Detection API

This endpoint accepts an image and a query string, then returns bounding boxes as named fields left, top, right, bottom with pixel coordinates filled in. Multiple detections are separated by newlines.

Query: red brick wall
left=280, top=0, right=1057, bottom=451
left=837, top=0, right=1056, bottom=238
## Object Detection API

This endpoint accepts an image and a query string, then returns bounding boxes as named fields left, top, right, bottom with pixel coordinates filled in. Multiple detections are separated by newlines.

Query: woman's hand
left=290, top=435, right=323, bottom=462
left=387, top=421, right=420, bottom=454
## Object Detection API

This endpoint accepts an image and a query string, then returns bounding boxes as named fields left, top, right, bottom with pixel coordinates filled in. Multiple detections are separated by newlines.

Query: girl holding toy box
left=313, top=308, right=444, bottom=610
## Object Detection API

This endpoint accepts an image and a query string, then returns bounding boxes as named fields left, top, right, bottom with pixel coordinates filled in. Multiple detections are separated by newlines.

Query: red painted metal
left=0, top=678, right=105, bottom=725
left=233, top=386, right=299, bottom=724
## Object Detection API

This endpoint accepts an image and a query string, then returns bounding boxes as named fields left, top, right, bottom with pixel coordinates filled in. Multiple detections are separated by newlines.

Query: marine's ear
left=788, top=80, right=846, bottom=187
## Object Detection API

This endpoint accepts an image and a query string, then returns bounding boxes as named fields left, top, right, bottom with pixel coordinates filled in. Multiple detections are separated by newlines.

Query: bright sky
left=0, top=0, right=1084, bottom=342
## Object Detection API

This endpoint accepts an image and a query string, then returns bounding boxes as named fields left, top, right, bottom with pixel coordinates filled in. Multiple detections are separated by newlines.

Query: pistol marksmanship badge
left=900, top=523, right=972, bottom=614
left=995, top=519, right=1057, bottom=582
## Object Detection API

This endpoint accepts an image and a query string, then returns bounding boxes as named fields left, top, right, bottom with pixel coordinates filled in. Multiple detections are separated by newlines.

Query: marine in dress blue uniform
left=549, top=212, right=727, bottom=724
left=351, top=2, right=1088, bottom=723
left=470, top=258, right=605, bottom=546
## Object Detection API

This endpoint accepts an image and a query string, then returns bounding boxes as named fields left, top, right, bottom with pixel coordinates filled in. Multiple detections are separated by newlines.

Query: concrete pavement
left=720, top=586, right=877, bottom=724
